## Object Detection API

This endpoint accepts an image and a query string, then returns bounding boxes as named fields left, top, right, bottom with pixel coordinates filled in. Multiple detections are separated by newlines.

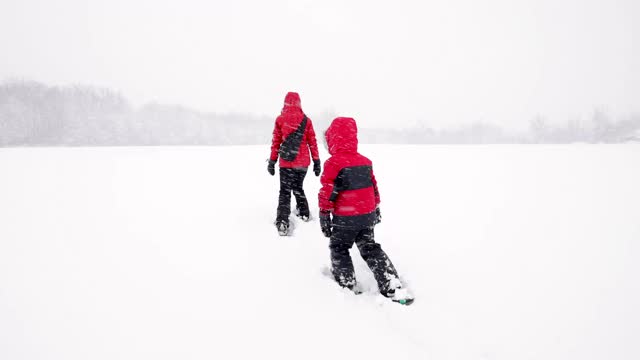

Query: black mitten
left=375, top=207, right=382, bottom=224
left=319, top=210, right=332, bottom=238
left=267, top=159, right=276, bottom=176
left=313, top=159, right=321, bottom=176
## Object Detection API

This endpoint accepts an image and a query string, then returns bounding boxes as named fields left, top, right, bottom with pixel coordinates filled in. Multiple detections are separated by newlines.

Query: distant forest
left=1, top=80, right=639, bottom=146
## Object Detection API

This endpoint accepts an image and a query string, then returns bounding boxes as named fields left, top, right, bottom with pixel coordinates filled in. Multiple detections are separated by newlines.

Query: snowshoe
left=276, top=221, right=289, bottom=236
left=384, top=287, right=415, bottom=306
left=392, top=297, right=414, bottom=306
left=351, top=286, right=364, bottom=295
left=321, top=266, right=362, bottom=295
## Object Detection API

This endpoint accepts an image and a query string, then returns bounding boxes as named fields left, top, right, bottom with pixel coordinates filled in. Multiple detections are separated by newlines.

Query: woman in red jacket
left=268, top=92, right=321, bottom=235
left=318, top=117, right=412, bottom=304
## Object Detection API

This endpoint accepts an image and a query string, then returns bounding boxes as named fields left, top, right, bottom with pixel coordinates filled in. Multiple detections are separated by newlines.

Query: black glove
left=375, top=207, right=382, bottom=224
left=267, top=159, right=276, bottom=176
left=319, top=210, right=332, bottom=238
left=313, top=159, right=321, bottom=176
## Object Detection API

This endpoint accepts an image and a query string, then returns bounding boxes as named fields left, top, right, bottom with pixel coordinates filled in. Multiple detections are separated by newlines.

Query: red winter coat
left=270, top=92, right=320, bottom=168
left=318, top=117, right=381, bottom=229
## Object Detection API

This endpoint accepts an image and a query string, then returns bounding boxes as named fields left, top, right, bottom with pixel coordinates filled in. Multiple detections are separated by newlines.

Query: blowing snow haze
left=2, top=2, right=640, bottom=358
left=0, top=0, right=639, bottom=142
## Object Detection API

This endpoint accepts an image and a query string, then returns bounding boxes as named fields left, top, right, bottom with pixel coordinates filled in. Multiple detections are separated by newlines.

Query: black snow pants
left=329, top=226, right=399, bottom=295
left=276, top=167, right=309, bottom=224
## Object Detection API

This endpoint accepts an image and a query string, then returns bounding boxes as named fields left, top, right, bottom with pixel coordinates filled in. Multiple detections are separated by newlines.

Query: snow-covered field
left=1, top=145, right=639, bottom=360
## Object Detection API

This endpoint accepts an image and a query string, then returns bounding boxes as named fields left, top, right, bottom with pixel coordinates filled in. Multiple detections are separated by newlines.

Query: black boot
left=276, top=168, right=295, bottom=228
left=275, top=219, right=289, bottom=236
left=291, top=168, right=309, bottom=221
left=329, top=228, right=357, bottom=289
left=295, top=205, right=310, bottom=221
left=355, top=227, right=401, bottom=295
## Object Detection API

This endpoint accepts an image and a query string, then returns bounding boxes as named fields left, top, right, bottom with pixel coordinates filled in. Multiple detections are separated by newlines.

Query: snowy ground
left=1, top=144, right=639, bottom=360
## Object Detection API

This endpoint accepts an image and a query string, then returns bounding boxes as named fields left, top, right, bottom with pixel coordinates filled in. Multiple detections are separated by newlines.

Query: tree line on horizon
left=1, top=80, right=639, bottom=147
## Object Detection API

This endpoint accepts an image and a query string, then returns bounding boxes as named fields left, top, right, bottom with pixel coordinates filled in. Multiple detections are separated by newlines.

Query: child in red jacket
left=268, top=92, right=321, bottom=235
left=318, top=117, right=412, bottom=303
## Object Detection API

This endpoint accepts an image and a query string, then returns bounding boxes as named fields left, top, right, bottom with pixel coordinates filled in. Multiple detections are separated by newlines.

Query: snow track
left=1, top=145, right=639, bottom=359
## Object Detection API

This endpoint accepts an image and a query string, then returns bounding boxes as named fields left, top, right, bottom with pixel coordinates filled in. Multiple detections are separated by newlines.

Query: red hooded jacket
left=318, top=117, right=380, bottom=229
left=270, top=92, right=320, bottom=168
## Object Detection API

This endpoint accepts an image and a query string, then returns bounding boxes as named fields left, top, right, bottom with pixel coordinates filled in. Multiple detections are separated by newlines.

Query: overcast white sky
left=1, top=0, right=638, bottom=129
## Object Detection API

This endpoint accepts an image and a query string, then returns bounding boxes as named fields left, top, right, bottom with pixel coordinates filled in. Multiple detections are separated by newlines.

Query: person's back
left=268, top=92, right=321, bottom=235
left=319, top=117, right=379, bottom=229
left=270, top=92, right=319, bottom=170
left=318, top=117, right=413, bottom=304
